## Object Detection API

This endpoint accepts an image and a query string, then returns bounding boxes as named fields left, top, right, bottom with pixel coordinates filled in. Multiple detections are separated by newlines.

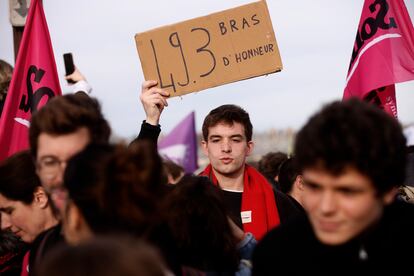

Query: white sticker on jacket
left=241, top=211, right=252, bottom=224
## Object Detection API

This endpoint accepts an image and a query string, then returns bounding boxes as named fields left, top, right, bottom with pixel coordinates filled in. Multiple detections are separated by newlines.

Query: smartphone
left=63, top=53, right=75, bottom=83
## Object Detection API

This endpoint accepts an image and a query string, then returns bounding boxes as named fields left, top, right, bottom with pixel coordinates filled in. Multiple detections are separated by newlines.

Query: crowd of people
left=0, top=59, right=414, bottom=276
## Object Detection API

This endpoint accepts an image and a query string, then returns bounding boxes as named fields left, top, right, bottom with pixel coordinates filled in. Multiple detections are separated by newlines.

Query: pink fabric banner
left=344, top=0, right=414, bottom=117
left=0, top=0, right=61, bottom=160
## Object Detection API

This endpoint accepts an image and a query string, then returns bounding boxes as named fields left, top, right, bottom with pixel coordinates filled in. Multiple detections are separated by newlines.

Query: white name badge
left=241, top=211, right=252, bottom=224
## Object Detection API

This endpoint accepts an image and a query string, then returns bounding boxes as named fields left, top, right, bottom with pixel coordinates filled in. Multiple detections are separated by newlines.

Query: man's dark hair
left=64, top=142, right=165, bottom=236
left=34, top=236, right=168, bottom=276
left=258, top=152, right=288, bottom=180
left=29, top=93, right=111, bottom=157
left=162, top=175, right=239, bottom=271
left=202, top=104, right=253, bottom=141
left=295, top=99, right=406, bottom=195
left=278, top=157, right=300, bottom=194
left=0, top=150, right=41, bottom=204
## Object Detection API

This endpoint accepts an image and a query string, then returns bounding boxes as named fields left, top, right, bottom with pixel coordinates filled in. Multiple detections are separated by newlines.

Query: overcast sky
left=1, top=0, right=413, bottom=139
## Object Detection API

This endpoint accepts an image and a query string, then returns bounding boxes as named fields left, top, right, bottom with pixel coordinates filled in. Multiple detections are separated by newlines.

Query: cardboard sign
left=9, top=0, right=31, bottom=27
left=135, top=0, right=282, bottom=97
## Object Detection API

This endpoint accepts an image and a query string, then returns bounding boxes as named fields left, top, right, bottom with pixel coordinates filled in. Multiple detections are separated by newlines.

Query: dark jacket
left=406, top=146, right=414, bottom=186
left=0, top=231, right=27, bottom=276
left=252, top=200, right=414, bottom=276
left=132, top=121, right=161, bottom=144
left=28, top=224, right=65, bottom=276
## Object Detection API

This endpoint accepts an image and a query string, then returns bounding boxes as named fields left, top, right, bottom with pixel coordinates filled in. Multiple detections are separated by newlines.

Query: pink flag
left=344, top=0, right=414, bottom=117
left=0, top=0, right=61, bottom=160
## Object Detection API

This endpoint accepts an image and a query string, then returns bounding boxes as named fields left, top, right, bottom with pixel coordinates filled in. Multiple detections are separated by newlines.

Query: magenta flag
left=158, top=111, right=198, bottom=173
left=0, top=0, right=61, bottom=160
left=343, top=0, right=414, bottom=117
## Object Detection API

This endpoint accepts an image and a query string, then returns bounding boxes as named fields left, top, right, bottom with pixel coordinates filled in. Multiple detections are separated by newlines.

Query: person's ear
left=33, top=186, right=49, bottom=209
left=246, top=141, right=254, bottom=156
left=201, top=140, right=209, bottom=156
left=296, top=175, right=305, bottom=191
left=382, top=187, right=398, bottom=205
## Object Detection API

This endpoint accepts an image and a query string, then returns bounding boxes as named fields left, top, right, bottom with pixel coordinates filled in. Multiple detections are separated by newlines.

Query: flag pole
left=12, top=26, right=24, bottom=61
left=9, top=0, right=30, bottom=61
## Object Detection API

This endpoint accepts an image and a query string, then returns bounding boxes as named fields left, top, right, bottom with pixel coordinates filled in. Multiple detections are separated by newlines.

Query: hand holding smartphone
left=63, top=53, right=75, bottom=84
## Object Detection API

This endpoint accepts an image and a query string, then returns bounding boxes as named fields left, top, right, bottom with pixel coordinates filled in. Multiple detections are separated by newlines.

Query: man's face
left=302, top=167, right=395, bottom=245
left=36, top=127, right=90, bottom=211
left=202, top=122, right=253, bottom=178
left=0, top=193, right=45, bottom=243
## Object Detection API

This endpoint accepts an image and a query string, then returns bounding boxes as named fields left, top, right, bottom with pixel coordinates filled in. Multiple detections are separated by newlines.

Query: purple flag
left=158, top=111, right=198, bottom=173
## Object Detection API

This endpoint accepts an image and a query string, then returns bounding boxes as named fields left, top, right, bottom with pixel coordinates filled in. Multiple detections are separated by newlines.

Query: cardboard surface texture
left=135, top=0, right=282, bottom=97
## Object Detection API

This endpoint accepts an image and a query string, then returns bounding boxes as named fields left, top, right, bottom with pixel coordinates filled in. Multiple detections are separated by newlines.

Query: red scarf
left=200, top=164, right=280, bottom=240
left=20, top=251, right=29, bottom=276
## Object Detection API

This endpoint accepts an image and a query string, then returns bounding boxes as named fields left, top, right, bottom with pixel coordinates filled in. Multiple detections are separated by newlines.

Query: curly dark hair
left=258, top=152, right=288, bottom=180
left=0, top=150, right=41, bottom=204
left=34, top=236, right=168, bottom=276
left=162, top=175, right=239, bottom=272
left=202, top=104, right=253, bottom=141
left=278, top=157, right=300, bottom=194
left=29, top=93, right=111, bottom=157
left=294, top=99, right=406, bottom=195
left=63, top=142, right=165, bottom=237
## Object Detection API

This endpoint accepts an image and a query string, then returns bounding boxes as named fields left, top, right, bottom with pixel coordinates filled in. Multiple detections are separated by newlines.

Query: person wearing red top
left=137, top=80, right=303, bottom=240
left=199, top=104, right=281, bottom=240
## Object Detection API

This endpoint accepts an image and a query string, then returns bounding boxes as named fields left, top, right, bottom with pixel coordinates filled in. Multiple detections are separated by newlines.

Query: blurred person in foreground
left=29, top=93, right=111, bottom=213
left=61, top=142, right=166, bottom=245
left=253, top=99, right=414, bottom=275
left=29, top=63, right=106, bottom=214
left=61, top=143, right=183, bottom=273
left=162, top=175, right=256, bottom=275
left=34, top=236, right=170, bottom=276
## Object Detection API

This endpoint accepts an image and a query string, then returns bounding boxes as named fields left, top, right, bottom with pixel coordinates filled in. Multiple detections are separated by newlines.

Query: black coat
left=252, top=200, right=414, bottom=276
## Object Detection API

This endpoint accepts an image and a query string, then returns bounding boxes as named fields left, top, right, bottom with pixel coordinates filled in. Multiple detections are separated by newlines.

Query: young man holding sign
left=137, top=80, right=302, bottom=240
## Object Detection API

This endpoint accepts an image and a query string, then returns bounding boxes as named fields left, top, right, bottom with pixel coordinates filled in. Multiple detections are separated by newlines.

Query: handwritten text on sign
left=135, top=0, right=283, bottom=97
